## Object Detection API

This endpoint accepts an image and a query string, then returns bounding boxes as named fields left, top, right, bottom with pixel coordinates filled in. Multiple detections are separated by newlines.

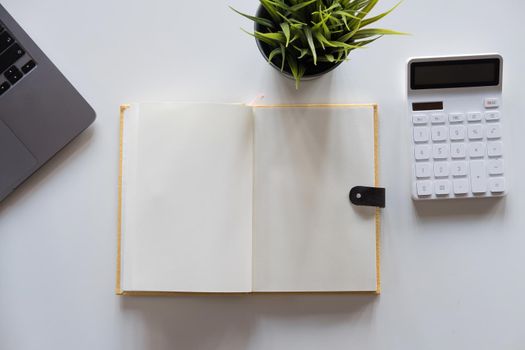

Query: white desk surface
left=1, top=0, right=524, bottom=349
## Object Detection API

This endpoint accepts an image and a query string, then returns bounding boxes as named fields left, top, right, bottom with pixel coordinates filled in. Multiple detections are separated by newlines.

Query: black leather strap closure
left=349, top=186, right=386, bottom=208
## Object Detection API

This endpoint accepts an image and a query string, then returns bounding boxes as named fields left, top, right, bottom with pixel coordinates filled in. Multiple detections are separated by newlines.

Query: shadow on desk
left=413, top=196, right=506, bottom=220
left=0, top=126, right=95, bottom=213
left=258, top=63, right=338, bottom=104
left=119, top=294, right=377, bottom=349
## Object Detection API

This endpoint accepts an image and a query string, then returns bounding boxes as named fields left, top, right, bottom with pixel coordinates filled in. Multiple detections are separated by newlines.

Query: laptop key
left=0, top=81, right=10, bottom=96
left=21, top=60, right=36, bottom=74
left=4, top=66, right=22, bottom=85
left=0, top=31, right=13, bottom=53
left=0, top=43, right=24, bottom=74
left=4, top=65, right=18, bottom=76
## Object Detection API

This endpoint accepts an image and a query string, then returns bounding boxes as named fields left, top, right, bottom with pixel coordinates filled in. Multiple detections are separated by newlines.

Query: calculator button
left=486, top=124, right=501, bottom=139
left=451, top=143, right=466, bottom=159
left=434, top=180, right=451, bottom=196
left=487, top=141, right=503, bottom=157
left=431, top=126, right=448, bottom=141
left=485, top=111, right=500, bottom=121
left=414, top=145, right=431, bottom=160
left=467, top=112, right=483, bottom=122
left=468, top=142, right=486, bottom=158
left=431, top=113, right=446, bottom=124
left=468, top=125, right=484, bottom=140
left=450, top=161, right=468, bottom=177
left=417, top=181, right=433, bottom=196
left=470, top=160, right=487, bottom=194
left=487, top=159, right=504, bottom=175
left=415, top=163, right=432, bottom=178
left=434, top=162, right=449, bottom=177
left=413, top=127, right=430, bottom=143
left=453, top=179, right=469, bottom=195
left=449, top=113, right=465, bottom=123
left=449, top=125, right=465, bottom=140
left=432, top=144, right=449, bottom=159
left=413, top=114, right=429, bottom=124
left=489, top=177, right=505, bottom=193
left=484, top=98, right=499, bottom=108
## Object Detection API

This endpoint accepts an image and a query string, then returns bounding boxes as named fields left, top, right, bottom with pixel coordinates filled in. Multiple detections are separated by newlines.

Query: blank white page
left=252, top=106, right=378, bottom=292
left=121, top=103, right=253, bottom=292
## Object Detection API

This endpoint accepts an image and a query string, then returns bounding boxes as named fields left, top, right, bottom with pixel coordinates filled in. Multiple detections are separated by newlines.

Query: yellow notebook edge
left=116, top=104, right=129, bottom=295
left=373, top=104, right=381, bottom=294
left=116, top=103, right=381, bottom=296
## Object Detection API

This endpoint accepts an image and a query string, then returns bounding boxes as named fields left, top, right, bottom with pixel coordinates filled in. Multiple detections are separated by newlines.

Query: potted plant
left=231, top=0, right=404, bottom=88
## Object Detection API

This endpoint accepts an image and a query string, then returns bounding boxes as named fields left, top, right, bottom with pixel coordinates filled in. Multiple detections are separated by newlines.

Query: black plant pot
left=254, top=5, right=343, bottom=81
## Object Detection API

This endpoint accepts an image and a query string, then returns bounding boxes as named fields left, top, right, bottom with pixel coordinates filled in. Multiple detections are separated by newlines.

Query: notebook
left=117, top=102, right=381, bottom=295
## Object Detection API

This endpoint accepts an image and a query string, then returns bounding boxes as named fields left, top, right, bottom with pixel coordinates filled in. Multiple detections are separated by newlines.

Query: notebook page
left=121, top=103, right=253, bottom=292
left=252, top=106, right=378, bottom=292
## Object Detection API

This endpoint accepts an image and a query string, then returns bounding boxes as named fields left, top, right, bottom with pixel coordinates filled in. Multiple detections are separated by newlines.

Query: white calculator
left=407, top=54, right=506, bottom=200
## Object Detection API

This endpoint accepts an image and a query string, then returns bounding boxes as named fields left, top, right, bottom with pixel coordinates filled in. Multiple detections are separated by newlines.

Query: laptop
left=0, top=4, right=95, bottom=202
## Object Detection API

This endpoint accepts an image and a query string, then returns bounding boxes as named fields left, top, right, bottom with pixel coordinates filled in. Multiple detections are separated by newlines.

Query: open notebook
left=117, top=103, right=381, bottom=295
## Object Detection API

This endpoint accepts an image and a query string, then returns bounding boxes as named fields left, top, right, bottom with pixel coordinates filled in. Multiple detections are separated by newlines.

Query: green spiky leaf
left=352, top=28, right=408, bottom=40
left=229, top=6, right=274, bottom=28
left=360, top=1, right=403, bottom=28
left=304, top=27, right=317, bottom=65
left=289, top=0, right=317, bottom=12
left=280, top=22, right=291, bottom=46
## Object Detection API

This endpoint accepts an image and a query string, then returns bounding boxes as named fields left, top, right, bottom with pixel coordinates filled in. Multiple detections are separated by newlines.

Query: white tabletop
left=1, top=0, right=525, bottom=349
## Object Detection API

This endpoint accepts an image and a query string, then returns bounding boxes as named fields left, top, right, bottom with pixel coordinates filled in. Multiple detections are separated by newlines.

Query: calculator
left=407, top=54, right=506, bottom=200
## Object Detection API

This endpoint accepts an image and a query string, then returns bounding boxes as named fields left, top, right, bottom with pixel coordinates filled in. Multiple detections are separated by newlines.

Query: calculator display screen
left=411, top=58, right=500, bottom=90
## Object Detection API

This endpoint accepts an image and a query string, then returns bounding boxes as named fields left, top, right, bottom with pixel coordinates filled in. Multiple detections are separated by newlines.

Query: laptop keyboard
left=0, top=22, right=36, bottom=97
